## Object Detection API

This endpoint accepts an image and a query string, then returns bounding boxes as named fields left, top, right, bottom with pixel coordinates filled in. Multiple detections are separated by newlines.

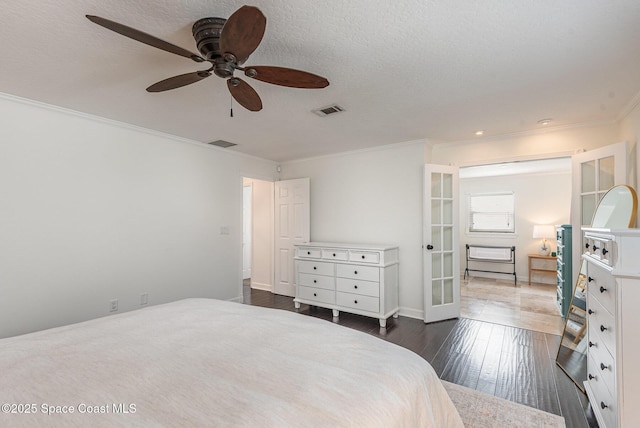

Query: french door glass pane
left=443, top=227, right=453, bottom=251
left=432, top=227, right=442, bottom=251
left=432, top=280, right=443, bottom=305
left=443, top=253, right=453, bottom=277
left=443, top=279, right=454, bottom=304
left=431, top=173, right=442, bottom=198
left=599, top=156, right=615, bottom=191
left=443, top=199, right=453, bottom=224
left=431, top=200, right=441, bottom=224
left=581, top=161, right=596, bottom=193
left=432, top=253, right=442, bottom=279
left=442, top=174, right=453, bottom=198
left=582, top=194, right=597, bottom=225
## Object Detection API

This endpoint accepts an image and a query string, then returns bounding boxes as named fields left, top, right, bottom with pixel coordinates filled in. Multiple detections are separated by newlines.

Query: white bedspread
left=0, top=298, right=463, bottom=427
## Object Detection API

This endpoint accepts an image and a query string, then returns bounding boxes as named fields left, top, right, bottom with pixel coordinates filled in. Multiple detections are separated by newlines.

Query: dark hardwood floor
left=243, top=284, right=598, bottom=428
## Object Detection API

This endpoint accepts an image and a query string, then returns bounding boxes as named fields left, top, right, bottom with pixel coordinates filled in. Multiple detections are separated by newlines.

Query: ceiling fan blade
left=86, top=15, right=205, bottom=63
left=244, top=66, right=329, bottom=88
left=227, top=78, right=262, bottom=112
left=146, top=71, right=211, bottom=92
left=219, top=6, right=266, bottom=64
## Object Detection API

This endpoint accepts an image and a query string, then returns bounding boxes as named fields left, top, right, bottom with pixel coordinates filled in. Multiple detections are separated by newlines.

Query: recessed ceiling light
left=475, top=130, right=484, bottom=136
left=537, top=119, right=553, bottom=125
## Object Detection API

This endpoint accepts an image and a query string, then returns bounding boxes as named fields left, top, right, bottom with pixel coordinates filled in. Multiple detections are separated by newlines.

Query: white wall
left=432, top=122, right=620, bottom=166
left=280, top=141, right=428, bottom=319
left=460, top=171, right=571, bottom=284
left=618, top=102, right=640, bottom=218
left=0, top=94, right=278, bottom=338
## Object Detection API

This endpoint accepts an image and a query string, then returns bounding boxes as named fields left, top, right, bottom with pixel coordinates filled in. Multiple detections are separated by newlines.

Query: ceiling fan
left=86, top=5, right=329, bottom=112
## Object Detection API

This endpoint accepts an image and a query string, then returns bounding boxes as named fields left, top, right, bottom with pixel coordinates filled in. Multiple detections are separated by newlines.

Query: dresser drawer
left=588, top=346, right=616, bottom=402
left=336, top=264, right=380, bottom=282
left=297, top=247, right=322, bottom=258
left=587, top=262, right=617, bottom=315
left=336, top=292, right=379, bottom=313
left=587, top=293, right=616, bottom=358
left=298, top=273, right=335, bottom=290
left=587, top=355, right=617, bottom=428
left=297, top=286, right=335, bottom=305
left=349, top=250, right=381, bottom=264
left=321, top=249, right=349, bottom=261
left=297, top=260, right=334, bottom=276
left=336, top=278, right=380, bottom=297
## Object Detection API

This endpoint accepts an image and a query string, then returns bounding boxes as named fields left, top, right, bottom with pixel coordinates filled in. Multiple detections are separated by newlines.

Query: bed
left=0, top=298, right=463, bottom=427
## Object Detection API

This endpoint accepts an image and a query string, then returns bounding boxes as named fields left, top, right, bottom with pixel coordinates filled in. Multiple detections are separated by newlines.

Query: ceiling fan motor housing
left=192, top=17, right=226, bottom=61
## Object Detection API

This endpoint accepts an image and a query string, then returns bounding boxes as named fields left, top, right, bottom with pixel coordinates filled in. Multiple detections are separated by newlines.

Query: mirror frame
left=555, top=184, right=638, bottom=392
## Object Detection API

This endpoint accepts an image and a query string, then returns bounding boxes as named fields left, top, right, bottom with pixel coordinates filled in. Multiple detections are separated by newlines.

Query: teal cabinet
left=556, top=224, right=572, bottom=318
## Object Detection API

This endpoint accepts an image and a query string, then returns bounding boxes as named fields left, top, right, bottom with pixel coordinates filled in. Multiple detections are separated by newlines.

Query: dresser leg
left=379, top=318, right=387, bottom=328
left=393, top=312, right=399, bottom=319
left=332, top=309, right=339, bottom=317
left=294, top=301, right=301, bottom=309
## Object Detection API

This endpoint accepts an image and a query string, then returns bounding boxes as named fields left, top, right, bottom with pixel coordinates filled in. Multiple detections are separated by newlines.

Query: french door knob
left=426, top=244, right=434, bottom=250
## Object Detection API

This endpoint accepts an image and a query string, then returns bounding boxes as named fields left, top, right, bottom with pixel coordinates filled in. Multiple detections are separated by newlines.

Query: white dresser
left=582, top=228, right=640, bottom=428
left=293, top=242, right=399, bottom=327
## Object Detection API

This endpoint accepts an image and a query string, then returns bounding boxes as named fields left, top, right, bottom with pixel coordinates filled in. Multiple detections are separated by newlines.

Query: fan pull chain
left=230, top=96, right=234, bottom=118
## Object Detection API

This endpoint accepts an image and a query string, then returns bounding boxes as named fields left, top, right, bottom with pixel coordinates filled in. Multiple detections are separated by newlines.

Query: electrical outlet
left=140, top=293, right=149, bottom=306
left=110, top=299, right=118, bottom=312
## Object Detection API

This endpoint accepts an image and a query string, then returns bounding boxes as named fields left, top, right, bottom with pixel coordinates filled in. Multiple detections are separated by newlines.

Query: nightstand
left=527, top=254, right=557, bottom=285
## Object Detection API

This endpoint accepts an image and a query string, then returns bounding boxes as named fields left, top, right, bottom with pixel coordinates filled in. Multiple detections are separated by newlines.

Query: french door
left=423, top=164, right=460, bottom=323
left=571, top=141, right=628, bottom=284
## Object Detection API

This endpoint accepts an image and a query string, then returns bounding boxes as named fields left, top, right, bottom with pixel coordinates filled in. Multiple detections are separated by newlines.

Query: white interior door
left=274, top=178, right=310, bottom=296
left=571, top=141, right=628, bottom=284
left=423, top=164, right=460, bottom=323
left=242, top=184, right=252, bottom=280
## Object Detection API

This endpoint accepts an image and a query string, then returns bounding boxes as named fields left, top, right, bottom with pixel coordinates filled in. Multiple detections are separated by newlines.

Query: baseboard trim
left=250, top=281, right=273, bottom=292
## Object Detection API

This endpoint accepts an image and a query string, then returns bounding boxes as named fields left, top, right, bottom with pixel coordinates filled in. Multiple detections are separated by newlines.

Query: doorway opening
left=458, top=157, right=571, bottom=335
left=241, top=177, right=274, bottom=299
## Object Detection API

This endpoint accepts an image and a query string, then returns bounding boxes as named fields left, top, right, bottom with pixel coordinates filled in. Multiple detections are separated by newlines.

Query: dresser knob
left=313, top=280, right=317, bottom=283
left=333, top=253, right=336, bottom=257
left=354, top=285, right=358, bottom=289
left=313, top=266, right=317, bottom=270
left=307, top=251, right=311, bottom=255
left=588, top=374, right=596, bottom=380
left=600, top=325, right=607, bottom=332
left=602, top=248, right=608, bottom=256
left=599, top=286, right=607, bottom=293
left=361, top=255, right=365, bottom=259
left=592, top=245, right=599, bottom=251
left=354, top=300, right=358, bottom=304
left=585, top=243, right=590, bottom=249
left=354, top=270, right=358, bottom=275
left=588, top=276, right=594, bottom=282
left=589, top=341, right=596, bottom=348
left=313, top=293, right=317, bottom=297
left=600, top=363, right=609, bottom=371
left=588, top=309, right=594, bottom=315
left=601, top=402, right=608, bottom=409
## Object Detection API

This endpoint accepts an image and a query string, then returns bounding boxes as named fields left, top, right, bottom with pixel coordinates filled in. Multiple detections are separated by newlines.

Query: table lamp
left=533, top=225, right=555, bottom=256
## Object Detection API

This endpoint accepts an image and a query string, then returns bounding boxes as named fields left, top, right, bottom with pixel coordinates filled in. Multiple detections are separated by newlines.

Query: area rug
left=442, top=381, right=566, bottom=428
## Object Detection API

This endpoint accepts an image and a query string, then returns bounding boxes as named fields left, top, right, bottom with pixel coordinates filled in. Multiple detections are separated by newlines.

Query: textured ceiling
left=3, top=1, right=640, bottom=162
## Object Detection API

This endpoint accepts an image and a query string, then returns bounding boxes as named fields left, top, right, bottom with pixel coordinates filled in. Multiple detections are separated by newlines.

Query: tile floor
left=461, top=276, right=565, bottom=335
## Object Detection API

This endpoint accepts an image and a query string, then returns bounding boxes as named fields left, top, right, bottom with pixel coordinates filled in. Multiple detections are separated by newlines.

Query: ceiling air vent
left=312, top=104, right=345, bottom=117
left=208, top=139, right=237, bottom=148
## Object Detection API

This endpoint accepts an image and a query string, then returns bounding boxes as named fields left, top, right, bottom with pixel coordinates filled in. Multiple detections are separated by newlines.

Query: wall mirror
left=555, top=184, right=638, bottom=391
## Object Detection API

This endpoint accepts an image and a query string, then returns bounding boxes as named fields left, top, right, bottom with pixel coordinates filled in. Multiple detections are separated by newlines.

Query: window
left=467, top=192, right=515, bottom=233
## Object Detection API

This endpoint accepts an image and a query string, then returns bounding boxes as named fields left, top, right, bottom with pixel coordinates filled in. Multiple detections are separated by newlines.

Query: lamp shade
left=532, top=224, right=555, bottom=239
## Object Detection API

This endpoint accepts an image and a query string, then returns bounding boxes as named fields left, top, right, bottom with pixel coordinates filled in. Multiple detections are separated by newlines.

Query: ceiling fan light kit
left=86, top=5, right=329, bottom=113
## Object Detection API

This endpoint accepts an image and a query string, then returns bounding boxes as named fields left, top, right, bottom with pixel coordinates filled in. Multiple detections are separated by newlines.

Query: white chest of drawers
left=582, top=228, right=640, bottom=428
left=293, top=242, right=399, bottom=327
